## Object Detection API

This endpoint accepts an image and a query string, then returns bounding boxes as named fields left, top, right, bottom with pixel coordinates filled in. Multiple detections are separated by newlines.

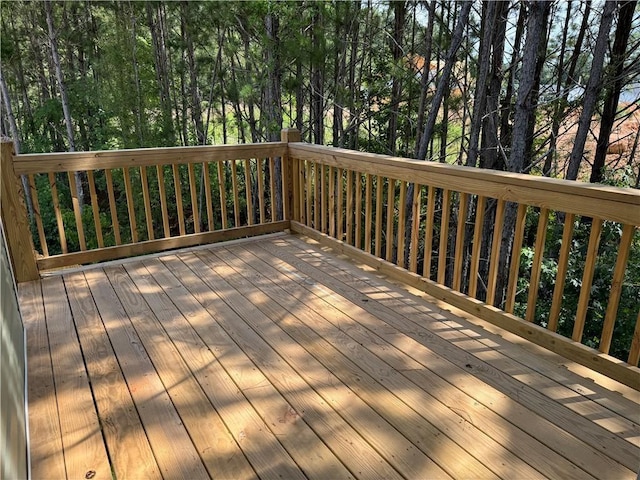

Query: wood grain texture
left=19, top=281, right=66, bottom=479
left=64, top=271, right=162, bottom=479
left=41, top=276, right=111, bottom=479
left=1, top=142, right=38, bottom=281
left=28, top=174, right=48, bottom=256
left=14, top=143, right=287, bottom=174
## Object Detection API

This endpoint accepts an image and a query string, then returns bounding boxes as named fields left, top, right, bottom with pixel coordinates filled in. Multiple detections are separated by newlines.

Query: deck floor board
left=19, top=233, right=639, bottom=480
left=268, top=236, right=638, bottom=477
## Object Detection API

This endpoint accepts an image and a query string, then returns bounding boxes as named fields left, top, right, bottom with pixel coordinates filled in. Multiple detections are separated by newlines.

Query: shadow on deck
left=18, top=233, right=639, bottom=480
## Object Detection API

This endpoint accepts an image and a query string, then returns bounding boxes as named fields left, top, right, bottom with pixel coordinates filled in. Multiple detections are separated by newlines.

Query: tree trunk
left=414, top=0, right=436, bottom=156
left=45, top=0, right=83, bottom=205
left=499, top=2, right=527, bottom=153
left=387, top=0, right=406, bottom=155
left=311, top=3, right=325, bottom=144
left=543, top=0, right=574, bottom=176
left=146, top=2, right=175, bottom=145
left=590, top=0, right=637, bottom=184
left=264, top=11, right=284, bottom=218
left=466, top=0, right=497, bottom=168
left=495, top=0, right=552, bottom=308
left=479, top=0, right=508, bottom=171
left=416, top=0, right=471, bottom=161
left=0, top=66, right=34, bottom=218
left=565, top=0, right=616, bottom=180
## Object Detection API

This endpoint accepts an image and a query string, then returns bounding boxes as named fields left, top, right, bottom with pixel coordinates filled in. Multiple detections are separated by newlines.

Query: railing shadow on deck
left=1, top=128, right=639, bottom=389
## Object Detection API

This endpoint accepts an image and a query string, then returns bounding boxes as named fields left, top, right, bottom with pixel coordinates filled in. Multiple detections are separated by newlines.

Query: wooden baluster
left=600, top=224, right=635, bottom=353
left=573, top=218, right=603, bottom=343
left=296, top=159, right=304, bottom=226
left=486, top=199, right=505, bottom=306
left=188, top=163, right=200, bottom=232
left=281, top=156, right=290, bottom=222
left=217, top=161, right=228, bottom=229
left=437, top=189, right=451, bottom=285
left=172, top=164, right=185, bottom=236
left=505, top=204, right=528, bottom=313
left=397, top=181, right=407, bottom=268
left=86, top=170, right=104, bottom=248
left=386, top=178, right=395, bottom=262
left=203, top=162, right=214, bottom=231
left=321, top=164, right=327, bottom=234
left=140, top=166, right=154, bottom=240
left=243, top=159, right=253, bottom=226
left=452, top=192, right=468, bottom=291
left=230, top=159, right=240, bottom=227
left=409, top=184, right=422, bottom=273
left=305, top=161, right=312, bottom=227
left=269, top=158, right=276, bottom=223
left=67, top=171, right=86, bottom=250
left=364, top=174, right=372, bottom=253
left=346, top=170, right=353, bottom=245
left=422, top=185, right=436, bottom=279
left=256, top=159, right=265, bottom=225
left=374, top=175, right=383, bottom=258
left=329, top=166, right=336, bottom=238
left=354, top=172, right=362, bottom=248
left=122, top=167, right=138, bottom=243
left=627, top=311, right=640, bottom=366
left=468, top=195, right=486, bottom=298
left=156, top=165, right=171, bottom=237
left=525, top=208, right=549, bottom=322
left=28, top=174, right=49, bottom=256
left=337, top=168, right=344, bottom=241
left=548, top=213, right=575, bottom=331
left=104, top=169, right=121, bottom=245
left=313, top=162, right=320, bottom=230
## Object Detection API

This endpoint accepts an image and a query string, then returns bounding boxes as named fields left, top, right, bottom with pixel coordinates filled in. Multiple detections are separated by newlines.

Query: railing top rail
left=289, top=143, right=640, bottom=225
left=9, top=141, right=287, bottom=175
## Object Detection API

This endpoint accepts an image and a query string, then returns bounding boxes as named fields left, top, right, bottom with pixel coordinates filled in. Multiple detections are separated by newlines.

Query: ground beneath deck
left=19, top=234, right=640, bottom=480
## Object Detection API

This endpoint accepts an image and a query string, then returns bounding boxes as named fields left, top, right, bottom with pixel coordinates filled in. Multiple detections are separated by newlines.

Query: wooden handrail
left=288, top=143, right=640, bottom=225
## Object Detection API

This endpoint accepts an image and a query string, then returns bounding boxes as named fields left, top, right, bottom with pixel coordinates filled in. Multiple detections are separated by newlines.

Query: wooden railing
left=0, top=129, right=299, bottom=281
left=2, top=129, right=639, bottom=388
left=286, top=142, right=640, bottom=389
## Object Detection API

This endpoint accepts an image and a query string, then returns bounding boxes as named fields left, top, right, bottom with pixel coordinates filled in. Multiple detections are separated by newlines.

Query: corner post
left=281, top=128, right=302, bottom=223
left=1, top=141, right=39, bottom=282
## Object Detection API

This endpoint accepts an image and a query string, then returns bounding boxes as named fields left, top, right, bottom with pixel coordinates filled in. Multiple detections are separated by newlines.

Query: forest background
left=1, top=0, right=639, bottom=360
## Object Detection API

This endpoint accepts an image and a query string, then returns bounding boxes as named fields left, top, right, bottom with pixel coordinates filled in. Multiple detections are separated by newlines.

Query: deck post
left=281, top=129, right=302, bottom=222
left=1, top=141, right=39, bottom=282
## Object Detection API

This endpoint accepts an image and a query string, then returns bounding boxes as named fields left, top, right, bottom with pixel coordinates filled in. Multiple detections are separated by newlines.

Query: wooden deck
left=18, top=233, right=640, bottom=480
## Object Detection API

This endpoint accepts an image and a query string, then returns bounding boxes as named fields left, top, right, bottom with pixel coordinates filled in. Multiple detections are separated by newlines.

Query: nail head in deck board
left=18, top=281, right=66, bottom=480
left=63, top=271, right=162, bottom=479
left=83, top=268, right=210, bottom=479
left=40, top=276, right=111, bottom=479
